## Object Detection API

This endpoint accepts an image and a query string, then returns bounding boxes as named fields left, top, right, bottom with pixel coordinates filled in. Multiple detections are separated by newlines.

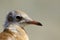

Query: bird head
left=4, top=10, right=43, bottom=27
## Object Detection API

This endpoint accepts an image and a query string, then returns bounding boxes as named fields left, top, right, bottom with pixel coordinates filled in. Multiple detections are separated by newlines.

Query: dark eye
left=16, top=16, right=23, bottom=21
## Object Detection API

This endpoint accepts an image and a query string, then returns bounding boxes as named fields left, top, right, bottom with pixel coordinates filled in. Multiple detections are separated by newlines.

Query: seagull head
left=4, top=10, right=43, bottom=27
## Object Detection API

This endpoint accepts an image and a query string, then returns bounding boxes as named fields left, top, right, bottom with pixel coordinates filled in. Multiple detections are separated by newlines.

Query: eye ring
left=16, top=16, right=23, bottom=21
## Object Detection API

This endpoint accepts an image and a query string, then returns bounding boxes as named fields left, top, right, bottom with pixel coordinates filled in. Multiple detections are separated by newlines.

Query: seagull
left=0, top=10, right=43, bottom=40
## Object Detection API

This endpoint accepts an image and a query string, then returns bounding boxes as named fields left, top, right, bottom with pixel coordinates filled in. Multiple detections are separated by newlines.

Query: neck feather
left=3, top=24, right=29, bottom=40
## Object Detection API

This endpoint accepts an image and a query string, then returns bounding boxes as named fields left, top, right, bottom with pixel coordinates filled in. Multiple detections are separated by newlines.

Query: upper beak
left=26, top=21, right=43, bottom=26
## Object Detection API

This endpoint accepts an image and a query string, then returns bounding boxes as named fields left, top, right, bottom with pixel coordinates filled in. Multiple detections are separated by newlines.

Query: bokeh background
left=0, top=0, right=60, bottom=40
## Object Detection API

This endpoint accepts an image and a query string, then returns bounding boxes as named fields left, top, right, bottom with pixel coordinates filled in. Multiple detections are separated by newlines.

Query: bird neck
left=3, top=24, right=29, bottom=40
left=4, top=23, right=25, bottom=33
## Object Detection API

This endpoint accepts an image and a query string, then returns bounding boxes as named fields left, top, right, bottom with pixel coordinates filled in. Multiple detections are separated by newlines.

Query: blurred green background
left=0, top=0, right=60, bottom=40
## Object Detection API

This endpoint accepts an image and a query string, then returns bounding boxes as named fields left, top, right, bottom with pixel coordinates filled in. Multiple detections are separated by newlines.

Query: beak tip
left=26, top=21, right=43, bottom=26
left=37, top=22, right=43, bottom=26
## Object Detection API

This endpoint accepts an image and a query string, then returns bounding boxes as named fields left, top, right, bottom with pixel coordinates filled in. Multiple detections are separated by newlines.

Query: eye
left=16, top=16, right=23, bottom=21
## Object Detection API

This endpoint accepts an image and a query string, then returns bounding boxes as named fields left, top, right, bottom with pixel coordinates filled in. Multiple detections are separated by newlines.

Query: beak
left=26, top=21, right=43, bottom=26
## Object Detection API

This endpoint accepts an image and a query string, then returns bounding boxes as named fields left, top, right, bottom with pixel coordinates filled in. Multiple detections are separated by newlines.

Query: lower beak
left=26, top=21, right=43, bottom=26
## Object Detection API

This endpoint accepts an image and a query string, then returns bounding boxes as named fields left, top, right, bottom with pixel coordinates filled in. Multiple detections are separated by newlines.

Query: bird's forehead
left=10, top=10, right=29, bottom=18
left=15, top=10, right=28, bottom=16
